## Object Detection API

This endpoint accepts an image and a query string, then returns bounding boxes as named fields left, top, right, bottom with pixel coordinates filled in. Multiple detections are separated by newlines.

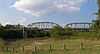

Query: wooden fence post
left=1, top=47, right=4, bottom=52
left=64, top=44, right=66, bottom=50
left=12, top=48, right=14, bottom=53
left=49, top=44, right=53, bottom=54
left=34, top=46, right=37, bottom=54
left=22, top=46, right=25, bottom=53
left=80, top=40, right=84, bottom=50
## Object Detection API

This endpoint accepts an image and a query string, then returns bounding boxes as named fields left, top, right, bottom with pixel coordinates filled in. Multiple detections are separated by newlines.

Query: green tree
left=50, top=25, right=65, bottom=37
left=64, top=27, right=73, bottom=36
left=93, top=0, right=100, bottom=28
left=0, top=24, right=5, bottom=38
left=91, top=0, right=100, bottom=39
left=97, top=0, right=100, bottom=20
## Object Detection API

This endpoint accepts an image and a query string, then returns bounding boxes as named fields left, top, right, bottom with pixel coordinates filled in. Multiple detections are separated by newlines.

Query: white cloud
left=0, top=16, right=27, bottom=25
left=11, top=0, right=85, bottom=17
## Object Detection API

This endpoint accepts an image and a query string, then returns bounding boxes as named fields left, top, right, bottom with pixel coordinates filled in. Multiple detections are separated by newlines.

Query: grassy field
left=0, top=38, right=100, bottom=54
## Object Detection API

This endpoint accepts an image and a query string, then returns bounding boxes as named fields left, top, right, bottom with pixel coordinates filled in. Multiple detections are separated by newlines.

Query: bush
left=50, top=25, right=65, bottom=37
left=64, top=27, right=73, bottom=36
left=2, top=30, right=23, bottom=40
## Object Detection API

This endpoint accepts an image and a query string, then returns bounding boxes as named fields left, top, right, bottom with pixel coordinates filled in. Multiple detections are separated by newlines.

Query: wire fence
left=0, top=41, right=100, bottom=54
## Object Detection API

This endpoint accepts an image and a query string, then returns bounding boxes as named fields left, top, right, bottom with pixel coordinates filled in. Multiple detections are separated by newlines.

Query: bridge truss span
left=66, top=22, right=93, bottom=32
left=27, top=22, right=59, bottom=30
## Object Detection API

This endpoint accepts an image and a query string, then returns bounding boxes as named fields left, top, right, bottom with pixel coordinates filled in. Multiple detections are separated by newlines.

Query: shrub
left=50, top=25, right=65, bottom=37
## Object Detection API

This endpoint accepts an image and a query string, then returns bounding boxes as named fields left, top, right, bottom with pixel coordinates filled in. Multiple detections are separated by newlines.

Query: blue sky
left=0, top=0, right=98, bottom=26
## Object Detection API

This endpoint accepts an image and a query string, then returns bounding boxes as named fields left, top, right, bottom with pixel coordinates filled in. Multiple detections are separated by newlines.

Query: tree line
left=0, top=24, right=73, bottom=40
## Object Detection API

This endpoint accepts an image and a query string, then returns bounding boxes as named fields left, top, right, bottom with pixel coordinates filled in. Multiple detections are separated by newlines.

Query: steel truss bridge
left=66, top=23, right=93, bottom=32
left=27, top=22, right=60, bottom=30
left=4, top=22, right=93, bottom=32
left=27, top=22, right=93, bottom=32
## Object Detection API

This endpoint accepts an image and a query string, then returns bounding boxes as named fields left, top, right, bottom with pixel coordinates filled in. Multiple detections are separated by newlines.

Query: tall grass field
left=0, top=38, right=100, bottom=54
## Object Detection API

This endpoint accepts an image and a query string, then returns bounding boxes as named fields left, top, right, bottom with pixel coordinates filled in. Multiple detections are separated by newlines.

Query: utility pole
left=23, top=25, right=25, bottom=39
left=20, top=24, right=26, bottom=39
left=22, top=25, right=27, bottom=39
left=19, top=24, right=25, bottom=39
